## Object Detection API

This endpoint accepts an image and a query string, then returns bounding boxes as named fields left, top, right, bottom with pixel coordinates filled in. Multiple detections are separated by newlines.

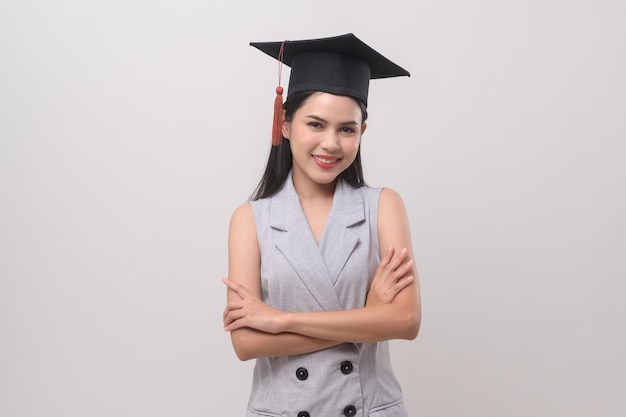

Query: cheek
left=348, top=137, right=361, bottom=153
left=341, top=139, right=361, bottom=164
left=290, top=128, right=319, bottom=148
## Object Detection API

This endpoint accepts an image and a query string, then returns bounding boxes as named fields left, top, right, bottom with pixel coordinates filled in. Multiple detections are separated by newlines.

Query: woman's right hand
left=366, top=246, right=415, bottom=307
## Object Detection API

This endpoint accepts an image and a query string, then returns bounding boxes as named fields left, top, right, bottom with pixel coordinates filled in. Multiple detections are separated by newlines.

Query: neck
left=292, top=173, right=338, bottom=201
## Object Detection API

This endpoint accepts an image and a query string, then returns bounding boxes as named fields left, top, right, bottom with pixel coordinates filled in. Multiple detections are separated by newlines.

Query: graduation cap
left=250, top=33, right=410, bottom=145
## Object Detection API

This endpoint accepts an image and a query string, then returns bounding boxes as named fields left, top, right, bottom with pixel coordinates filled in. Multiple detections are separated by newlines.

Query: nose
left=321, top=131, right=340, bottom=152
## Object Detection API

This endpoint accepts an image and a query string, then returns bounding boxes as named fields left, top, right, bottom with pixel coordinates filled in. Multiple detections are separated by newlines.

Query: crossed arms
left=223, top=188, right=421, bottom=361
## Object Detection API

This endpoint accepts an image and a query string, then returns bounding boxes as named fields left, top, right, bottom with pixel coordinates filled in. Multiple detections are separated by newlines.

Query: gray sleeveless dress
left=247, top=175, right=408, bottom=417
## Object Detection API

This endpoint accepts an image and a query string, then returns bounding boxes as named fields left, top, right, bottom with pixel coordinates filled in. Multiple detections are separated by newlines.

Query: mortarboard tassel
left=271, top=41, right=287, bottom=146
left=271, top=86, right=283, bottom=146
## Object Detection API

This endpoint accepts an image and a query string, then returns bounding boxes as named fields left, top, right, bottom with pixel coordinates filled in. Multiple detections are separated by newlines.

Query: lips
left=312, top=155, right=341, bottom=169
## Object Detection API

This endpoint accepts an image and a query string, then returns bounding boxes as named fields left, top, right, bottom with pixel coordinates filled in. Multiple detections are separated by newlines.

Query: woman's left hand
left=222, top=278, right=288, bottom=333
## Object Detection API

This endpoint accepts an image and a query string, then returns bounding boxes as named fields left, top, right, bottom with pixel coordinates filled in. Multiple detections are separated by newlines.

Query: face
left=282, top=92, right=367, bottom=189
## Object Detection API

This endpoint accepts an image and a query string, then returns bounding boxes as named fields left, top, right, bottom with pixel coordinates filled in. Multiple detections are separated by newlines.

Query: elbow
left=230, top=330, right=255, bottom=361
left=407, top=315, right=421, bottom=340
left=234, top=345, right=253, bottom=362
left=401, top=310, right=421, bottom=340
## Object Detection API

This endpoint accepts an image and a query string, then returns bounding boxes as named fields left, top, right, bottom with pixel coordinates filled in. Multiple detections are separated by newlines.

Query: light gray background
left=1, top=1, right=624, bottom=416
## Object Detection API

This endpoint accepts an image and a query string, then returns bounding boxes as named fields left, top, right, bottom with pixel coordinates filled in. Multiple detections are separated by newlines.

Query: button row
left=294, top=361, right=357, bottom=416
left=297, top=404, right=356, bottom=417
left=295, top=361, right=354, bottom=381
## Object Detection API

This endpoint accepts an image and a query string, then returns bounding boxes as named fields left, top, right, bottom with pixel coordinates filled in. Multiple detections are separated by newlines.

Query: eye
left=340, top=126, right=357, bottom=134
left=308, top=122, right=323, bottom=129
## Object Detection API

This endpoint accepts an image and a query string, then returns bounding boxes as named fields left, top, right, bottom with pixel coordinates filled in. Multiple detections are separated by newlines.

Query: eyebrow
left=305, top=115, right=359, bottom=126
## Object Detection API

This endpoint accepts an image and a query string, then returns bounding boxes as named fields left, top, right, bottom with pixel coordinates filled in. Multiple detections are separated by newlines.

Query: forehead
left=297, top=93, right=362, bottom=119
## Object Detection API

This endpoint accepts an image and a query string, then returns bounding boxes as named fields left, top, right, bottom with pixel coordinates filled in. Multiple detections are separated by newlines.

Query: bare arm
left=224, top=189, right=421, bottom=344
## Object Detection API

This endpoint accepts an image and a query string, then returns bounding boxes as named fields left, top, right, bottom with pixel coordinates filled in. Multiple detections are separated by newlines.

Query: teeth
left=314, top=156, right=337, bottom=164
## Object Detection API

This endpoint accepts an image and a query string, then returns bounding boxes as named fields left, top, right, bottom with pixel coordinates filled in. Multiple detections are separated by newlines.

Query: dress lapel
left=319, top=180, right=365, bottom=284
left=269, top=177, right=366, bottom=311
left=269, top=177, right=344, bottom=312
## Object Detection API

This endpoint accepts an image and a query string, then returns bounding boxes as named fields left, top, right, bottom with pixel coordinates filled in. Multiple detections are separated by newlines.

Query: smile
left=312, top=155, right=341, bottom=168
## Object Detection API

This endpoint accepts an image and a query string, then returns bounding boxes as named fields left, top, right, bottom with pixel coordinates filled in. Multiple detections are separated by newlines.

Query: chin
left=312, top=170, right=344, bottom=185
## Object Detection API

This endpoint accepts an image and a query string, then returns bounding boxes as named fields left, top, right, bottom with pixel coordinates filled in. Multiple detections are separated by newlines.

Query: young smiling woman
left=223, top=34, right=421, bottom=417
left=286, top=92, right=365, bottom=197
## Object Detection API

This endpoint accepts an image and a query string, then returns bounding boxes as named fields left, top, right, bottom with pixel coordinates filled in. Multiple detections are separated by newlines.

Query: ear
left=281, top=110, right=290, bottom=139
left=361, top=122, right=367, bottom=136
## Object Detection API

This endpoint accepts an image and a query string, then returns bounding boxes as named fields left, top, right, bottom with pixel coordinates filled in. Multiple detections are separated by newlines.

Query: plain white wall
left=1, top=1, right=624, bottom=416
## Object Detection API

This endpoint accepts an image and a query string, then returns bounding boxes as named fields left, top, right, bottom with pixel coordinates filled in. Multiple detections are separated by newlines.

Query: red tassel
left=271, top=40, right=287, bottom=146
left=272, top=86, right=284, bottom=146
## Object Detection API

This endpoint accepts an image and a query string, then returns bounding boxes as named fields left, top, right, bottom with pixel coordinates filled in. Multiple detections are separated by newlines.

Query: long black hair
left=250, top=91, right=369, bottom=200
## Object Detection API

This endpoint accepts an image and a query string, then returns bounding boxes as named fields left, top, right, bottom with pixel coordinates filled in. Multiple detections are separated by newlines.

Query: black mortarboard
left=250, top=33, right=410, bottom=106
left=250, top=33, right=410, bottom=146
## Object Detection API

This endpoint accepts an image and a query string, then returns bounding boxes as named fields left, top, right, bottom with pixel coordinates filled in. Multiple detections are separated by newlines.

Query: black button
left=298, top=412, right=310, bottom=417
left=340, top=361, right=353, bottom=375
left=295, top=367, right=308, bottom=381
left=343, top=405, right=357, bottom=416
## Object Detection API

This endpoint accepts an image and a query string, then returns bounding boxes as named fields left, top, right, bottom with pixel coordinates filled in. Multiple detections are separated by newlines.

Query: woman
left=223, top=33, right=421, bottom=417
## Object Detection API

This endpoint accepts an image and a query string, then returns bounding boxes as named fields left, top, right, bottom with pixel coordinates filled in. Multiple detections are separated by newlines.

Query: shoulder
left=377, top=187, right=411, bottom=232
left=231, top=201, right=253, bottom=220
left=229, top=202, right=256, bottom=235
left=378, top=187, right=407, bottom=214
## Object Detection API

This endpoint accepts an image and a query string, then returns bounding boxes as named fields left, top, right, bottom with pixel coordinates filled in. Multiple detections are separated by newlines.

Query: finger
left=380, top=248, right=406, bottom=277
left=223, top=278, right=252, bottom=298
left=223, top=301, right=244, bottom=322
left=223, top=307, right=247, bottom=327
left=224, top=318, right=245, bottom=332
left=387, top=247, right=409, bottom=271
left=378, top=258, right=413, bottom=294
left=383, top=276, right=414, bottom=302
left=393, top=276, right=414, bottom=293
left=393, top=259, right=415, bottom=280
